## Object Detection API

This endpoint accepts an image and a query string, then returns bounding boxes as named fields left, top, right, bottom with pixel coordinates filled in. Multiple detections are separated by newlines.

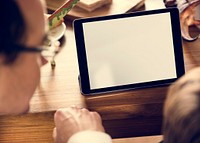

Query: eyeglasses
left=11, top=35, right=63, bottom=69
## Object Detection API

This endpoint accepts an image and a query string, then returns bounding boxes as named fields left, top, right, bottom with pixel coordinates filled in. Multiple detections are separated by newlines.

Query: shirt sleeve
left=67, top=130, right=112, bottom=143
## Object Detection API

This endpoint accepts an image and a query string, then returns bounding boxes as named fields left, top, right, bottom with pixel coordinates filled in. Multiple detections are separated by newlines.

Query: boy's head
left=163, top=68, right=200, bottom=143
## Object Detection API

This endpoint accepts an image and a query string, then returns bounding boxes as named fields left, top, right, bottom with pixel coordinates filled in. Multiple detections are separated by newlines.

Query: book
left=76, top=0, right=113, bottom=12
left=46, top=0, right=145, bottom=19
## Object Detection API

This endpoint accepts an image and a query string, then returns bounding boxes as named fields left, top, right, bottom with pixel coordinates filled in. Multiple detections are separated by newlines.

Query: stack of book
left=46, top=0, right=145, bottom=19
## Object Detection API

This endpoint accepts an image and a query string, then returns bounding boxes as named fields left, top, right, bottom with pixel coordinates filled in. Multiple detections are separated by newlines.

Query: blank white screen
left=83, top=13, right=177, bottom=90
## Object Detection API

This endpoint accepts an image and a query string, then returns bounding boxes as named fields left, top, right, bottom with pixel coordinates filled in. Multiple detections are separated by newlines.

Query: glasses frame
left=11, top=44, right=45, bottom=53
left=7, top=33, right=65, bottom=68
left=10, top=42, right=57, bottom=69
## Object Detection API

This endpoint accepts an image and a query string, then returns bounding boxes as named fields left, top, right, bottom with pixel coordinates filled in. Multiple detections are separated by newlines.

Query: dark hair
left=0, top=0, right=26, bottom=64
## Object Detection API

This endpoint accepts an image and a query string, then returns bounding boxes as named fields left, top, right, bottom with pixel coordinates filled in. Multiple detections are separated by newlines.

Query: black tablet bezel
left=73, top=8, right=185, bottom=95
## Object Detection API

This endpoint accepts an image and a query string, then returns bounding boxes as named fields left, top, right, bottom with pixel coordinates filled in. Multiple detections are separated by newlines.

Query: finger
left=181, top=1, right=200, bottom=17
left=90, top=112, right=104, bottom=127
left=65, top=106, right=83, bottom=118
left=80, top=108, right=90, bottom=114
left=91, top=112, right=101, bottom=121
left=70, top=105, right=82, bottom=113
left=190, top=1, right=200, bottom=9
left=70, top=105, right=83, bottom=109
left=67, top=107, right=89, bottom=123
left=54, top=109, right=73, bottom=124
left=55, top=107, right=83, bottom=123
left=52, top=127, right=57, bottom=139
left=90, top=112, right=105, bottom=132
left=193, top=20, right=200, bottom=25
left=70, top=105, right=78, bottom=108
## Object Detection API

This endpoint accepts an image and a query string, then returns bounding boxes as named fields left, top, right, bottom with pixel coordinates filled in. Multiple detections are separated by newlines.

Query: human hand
left=179, top=0, right=200, bottom=41
left=53, top=106, right=105, bottom=143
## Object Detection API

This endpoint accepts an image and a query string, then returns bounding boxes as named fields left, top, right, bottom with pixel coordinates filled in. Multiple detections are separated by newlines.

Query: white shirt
left=68, top=130, right=112, bottom=143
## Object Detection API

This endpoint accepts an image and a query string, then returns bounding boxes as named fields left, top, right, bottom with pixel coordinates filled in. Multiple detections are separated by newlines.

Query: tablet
left=73, top=8, right=185, bottom=95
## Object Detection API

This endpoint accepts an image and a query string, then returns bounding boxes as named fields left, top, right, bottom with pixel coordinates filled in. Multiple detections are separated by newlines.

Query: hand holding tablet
left=73, top=8, right=185, bottom=95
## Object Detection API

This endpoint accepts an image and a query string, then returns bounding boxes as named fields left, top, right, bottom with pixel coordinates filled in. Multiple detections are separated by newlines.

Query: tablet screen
left=74, top=8, right=185, bottom=95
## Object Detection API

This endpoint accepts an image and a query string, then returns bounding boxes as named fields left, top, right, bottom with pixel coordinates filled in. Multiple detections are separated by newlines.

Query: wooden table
left=1, top=1, right=200, bottom=142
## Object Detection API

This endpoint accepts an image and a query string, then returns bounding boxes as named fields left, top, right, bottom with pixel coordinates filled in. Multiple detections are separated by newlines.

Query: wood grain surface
left=1, top=0, right=200, bottom=142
